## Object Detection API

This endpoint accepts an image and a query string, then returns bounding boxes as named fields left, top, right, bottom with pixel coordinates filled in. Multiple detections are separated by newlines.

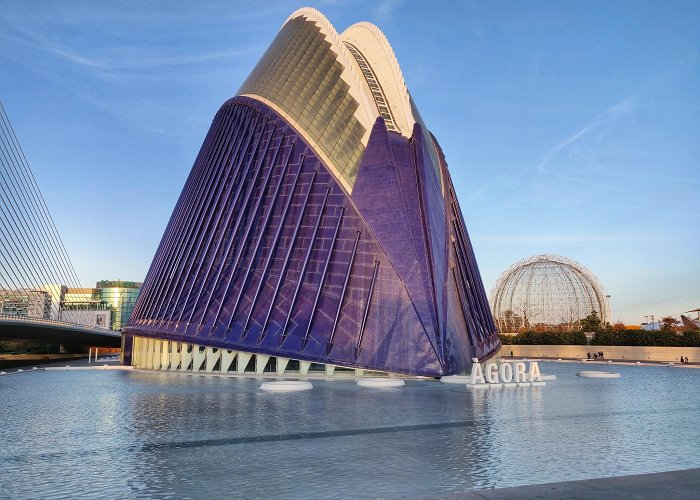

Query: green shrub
left=498, top=330, right=587, bottom=345
left=497, top=329, right=699, bottom=347
left=499, top=334, right=514, bottom=345
left=593, top=329, right=700, bottom=347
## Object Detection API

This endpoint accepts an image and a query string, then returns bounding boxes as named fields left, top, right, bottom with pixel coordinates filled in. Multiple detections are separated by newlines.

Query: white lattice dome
left=490, top=254, right=608, bottom=332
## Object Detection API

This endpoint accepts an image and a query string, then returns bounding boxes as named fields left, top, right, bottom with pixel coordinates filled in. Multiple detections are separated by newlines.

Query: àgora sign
left=470, top=358, right=543, bottom=385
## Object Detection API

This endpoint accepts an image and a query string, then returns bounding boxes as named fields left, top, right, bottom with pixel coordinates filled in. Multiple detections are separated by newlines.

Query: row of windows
left=239, top=15, right=366, bottom=189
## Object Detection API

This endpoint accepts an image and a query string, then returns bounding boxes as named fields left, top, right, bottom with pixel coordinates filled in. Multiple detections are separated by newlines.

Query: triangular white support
left=146, top=338, right=154, bottom=369
left=138, top=337, right=145, bottom=367
left=180, top=344, right=193, bottom=372
left=170, top=342, right=180, bottom=371
left=276, top=357, right=290, bottom=375
left=131, top=337, right=143, bottom=368
left=160, top=341, right=170, bottom=370
left=192, top=346, right=206, bottom=372
left=325, top=364, right=336, bottom=376
left=255, top=354, right=270, bottom=375
left=300, top=360, right=311, bottom=375
left=221, top=350, right=237, bottom=373
left=152, top=340, right=162, bottom=370
left=237, top=352, right=253, bottom=374
left=205, top=347, right=220, bottom=373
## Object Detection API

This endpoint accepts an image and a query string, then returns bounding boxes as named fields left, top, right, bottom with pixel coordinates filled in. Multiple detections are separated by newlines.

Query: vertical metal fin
left=258, top=169, right=318, bottom=344
left=141, top=108, right=246, bottom=321
left=302, top=205, right=344, bottom=351
left=170, top=114, right=270, bottom=326
left=355, top=260, right=380, bottom=359
left=155, top=110, right=254, bottom=322
left=229, top=144, right=293, bottom=330
left=326, top=229, right=361, bottom=355
left=236, top=156, right=306, bottom=337
left=279, top=185, right=330, bottom=345
left=198, top=118, right=272, bottom=329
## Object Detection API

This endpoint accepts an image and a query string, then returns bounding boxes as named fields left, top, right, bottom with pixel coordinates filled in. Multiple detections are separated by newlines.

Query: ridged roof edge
left=285, top=8, right=377, bottom=134
left=341, top=21, right=415, bottom=136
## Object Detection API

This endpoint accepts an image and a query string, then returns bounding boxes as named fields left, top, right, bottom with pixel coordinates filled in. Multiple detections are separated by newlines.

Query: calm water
left=1, top=362, right=699, bottom=499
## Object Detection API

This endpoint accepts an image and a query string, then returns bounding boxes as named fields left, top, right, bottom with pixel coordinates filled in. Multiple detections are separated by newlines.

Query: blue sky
left=1, top=0, right=698, bottom=324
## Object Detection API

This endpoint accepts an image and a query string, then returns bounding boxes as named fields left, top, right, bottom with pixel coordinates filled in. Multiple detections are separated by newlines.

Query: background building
left=60, top=287, right=110, bottom=329
left=0, top=289, right=51, bottom=319
left=95, top=280, right=142, bottom=331
left=58, top=281, right=141, bottom=330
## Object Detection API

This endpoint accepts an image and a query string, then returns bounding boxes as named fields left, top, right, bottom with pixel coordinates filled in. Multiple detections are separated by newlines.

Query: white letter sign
left=485, top=363, right=499, bottom=384
left=528, top=361, right=542, bottom=382
left=499, top=362, right=513, bottom=383
left=470, top=361, right=485, bottom=384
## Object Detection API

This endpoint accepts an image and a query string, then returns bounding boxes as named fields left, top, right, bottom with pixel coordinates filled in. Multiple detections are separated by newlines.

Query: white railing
left=0, top=314, right=117, bottom=333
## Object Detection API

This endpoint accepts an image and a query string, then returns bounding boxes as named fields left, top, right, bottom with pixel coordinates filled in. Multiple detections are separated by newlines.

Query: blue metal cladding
left=125, top=96, right=499, bottom=376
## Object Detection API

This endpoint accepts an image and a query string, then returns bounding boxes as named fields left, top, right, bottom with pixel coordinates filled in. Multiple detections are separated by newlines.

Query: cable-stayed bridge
left=0, top=102, right=119, bottom=347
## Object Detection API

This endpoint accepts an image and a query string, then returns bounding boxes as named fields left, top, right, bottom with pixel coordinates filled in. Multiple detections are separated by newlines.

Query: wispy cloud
left=4, top=24, right=258, bottom=72
left=373, top=0, right=406, bottom=20
left=538, top=97, right=634, bottom=172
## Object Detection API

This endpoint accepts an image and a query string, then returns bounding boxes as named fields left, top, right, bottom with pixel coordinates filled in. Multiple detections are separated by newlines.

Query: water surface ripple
left=1, top=362, right=698, bottom=498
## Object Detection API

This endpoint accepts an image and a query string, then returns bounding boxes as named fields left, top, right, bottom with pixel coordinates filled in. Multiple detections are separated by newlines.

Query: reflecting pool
left=1, top=362, right=699, bottom=498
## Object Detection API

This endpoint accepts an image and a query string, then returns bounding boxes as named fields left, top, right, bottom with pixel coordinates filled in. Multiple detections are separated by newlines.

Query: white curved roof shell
left=341, top=21, right=415, bottom=135
left=238, top=7, right=423, bottom=193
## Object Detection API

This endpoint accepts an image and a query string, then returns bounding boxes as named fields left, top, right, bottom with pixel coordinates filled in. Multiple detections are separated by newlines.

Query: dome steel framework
left=490, top=254, right=608, bottom=332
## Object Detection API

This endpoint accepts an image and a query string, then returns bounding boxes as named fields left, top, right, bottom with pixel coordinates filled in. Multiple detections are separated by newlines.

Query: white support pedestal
left=205, top=347, right=220, bottom=373
left=160, top=341, right=170, bottom=370
left=152, top=340, right=162, bottom=370
left=146, top=338, right=154, bottom=369
left=192, top=347, right=206, bottom=372
left=221, top=350, right=236, bottom=373
left=237, top=352, right=253, bottom=374
left=180, top=345, right=193, bottom=372
left=255, top=355, right=270, bottom=375
left=170, top=343, right=180, bottom=371
left=276, top=357, right=290, bottom=375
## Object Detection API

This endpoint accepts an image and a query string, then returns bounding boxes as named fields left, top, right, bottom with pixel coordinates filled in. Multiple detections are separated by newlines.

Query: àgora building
left=122, top=8, right=499, bottom=377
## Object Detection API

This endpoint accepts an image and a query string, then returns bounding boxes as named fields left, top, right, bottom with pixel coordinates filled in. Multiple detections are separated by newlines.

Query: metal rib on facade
left=125, top=96, right=498, bottom=376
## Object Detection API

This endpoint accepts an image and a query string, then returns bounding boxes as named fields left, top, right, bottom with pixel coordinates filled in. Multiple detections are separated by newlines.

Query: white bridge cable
left=0, top=118, right=73, bottom=320
left=0, top=104, right=84, bottom=289
left=0, top=101, right=95, bottom=327
left=0, top=109, right=79, bottom=289
left=0, top=114, right=88, bottom=324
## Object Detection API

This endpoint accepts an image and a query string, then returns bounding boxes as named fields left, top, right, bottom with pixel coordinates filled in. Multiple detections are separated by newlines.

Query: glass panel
left=238, top=16, right=367, bottom=189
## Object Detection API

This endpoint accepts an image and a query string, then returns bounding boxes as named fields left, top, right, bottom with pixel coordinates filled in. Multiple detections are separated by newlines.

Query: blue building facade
left=123, top=8, right=499, bottom=376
